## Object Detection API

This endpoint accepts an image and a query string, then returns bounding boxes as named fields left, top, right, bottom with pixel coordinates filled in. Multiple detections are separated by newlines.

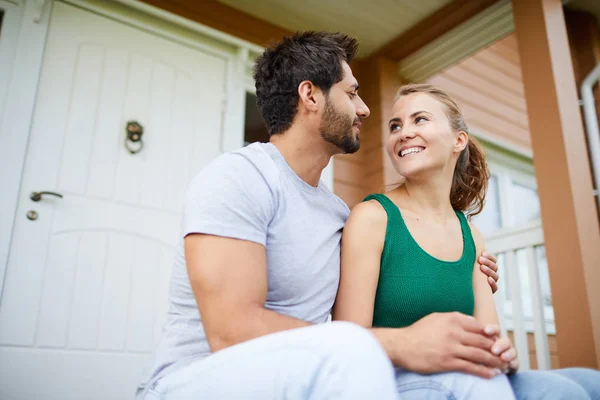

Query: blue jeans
left=509, top=368, right=600, bottom=400
left=394, top=369, right=515, bottom=399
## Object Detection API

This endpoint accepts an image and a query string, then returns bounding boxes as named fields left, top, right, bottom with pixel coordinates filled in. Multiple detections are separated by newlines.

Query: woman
left=333, top=83, right=599, bottom=399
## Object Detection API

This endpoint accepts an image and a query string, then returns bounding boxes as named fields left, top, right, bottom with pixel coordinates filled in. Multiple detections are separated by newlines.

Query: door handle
left=30, top=191, right=64, bottom=202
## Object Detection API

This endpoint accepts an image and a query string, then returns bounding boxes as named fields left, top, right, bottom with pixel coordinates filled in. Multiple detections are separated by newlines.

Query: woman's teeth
left=400, top=147, right=424, bottom=157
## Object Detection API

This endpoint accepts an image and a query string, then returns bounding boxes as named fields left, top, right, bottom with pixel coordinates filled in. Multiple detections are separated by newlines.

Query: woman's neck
left=393, top=170, right=456, bottom=222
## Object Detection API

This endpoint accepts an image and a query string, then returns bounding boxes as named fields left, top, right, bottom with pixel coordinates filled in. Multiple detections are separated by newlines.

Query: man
left=136, top=32, right=595, bottom=399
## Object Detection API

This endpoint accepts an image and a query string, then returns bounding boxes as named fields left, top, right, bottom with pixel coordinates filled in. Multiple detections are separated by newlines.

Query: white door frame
left=0, top=0, right=261, bottom=298
left=0, top=0, right=53, bottom=296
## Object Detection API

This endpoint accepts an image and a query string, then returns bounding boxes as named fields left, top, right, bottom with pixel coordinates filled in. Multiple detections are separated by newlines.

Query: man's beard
left=320, top=98, right=361, bottom=154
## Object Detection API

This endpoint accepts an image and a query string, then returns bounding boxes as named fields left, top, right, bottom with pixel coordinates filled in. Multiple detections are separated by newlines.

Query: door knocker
left=125, top=121, right=144, bottom=154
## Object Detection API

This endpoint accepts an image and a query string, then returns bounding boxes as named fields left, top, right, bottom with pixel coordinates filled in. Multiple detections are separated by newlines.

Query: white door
left=0, top=3, right=231, bottom=399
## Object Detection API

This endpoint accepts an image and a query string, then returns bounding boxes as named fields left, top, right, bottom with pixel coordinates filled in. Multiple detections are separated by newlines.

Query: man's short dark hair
left=253, top=31, right=359, bottom=136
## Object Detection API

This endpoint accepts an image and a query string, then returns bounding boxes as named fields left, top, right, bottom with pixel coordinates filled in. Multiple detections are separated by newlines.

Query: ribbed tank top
left=364, top=194, right=476, bottom=329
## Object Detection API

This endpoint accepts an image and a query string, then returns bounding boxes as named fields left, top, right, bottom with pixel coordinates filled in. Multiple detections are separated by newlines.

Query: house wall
left=333, top=57, right=402, bottom=208
left=428, top=34, right=532, bottom=154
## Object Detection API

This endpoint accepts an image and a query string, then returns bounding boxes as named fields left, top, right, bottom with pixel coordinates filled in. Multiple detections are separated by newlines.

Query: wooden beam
left=513, top=0, right=600, bottom=368
left=139, top=0, right=293, bottom=47
left=372, top=0, right=500, bottom=61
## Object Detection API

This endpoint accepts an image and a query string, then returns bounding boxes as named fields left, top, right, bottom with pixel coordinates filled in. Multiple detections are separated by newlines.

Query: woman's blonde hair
left=395, top=83, right=490, bottom=218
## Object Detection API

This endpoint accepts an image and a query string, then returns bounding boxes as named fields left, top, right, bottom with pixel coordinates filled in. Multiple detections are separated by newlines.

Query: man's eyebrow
left=349, top=83, right=359, bottom=91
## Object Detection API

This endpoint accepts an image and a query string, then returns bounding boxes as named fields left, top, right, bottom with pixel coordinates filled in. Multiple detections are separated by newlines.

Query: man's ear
left=298, top=80, right=321, bottom=112
left=454, top=130, right=468, bottom=154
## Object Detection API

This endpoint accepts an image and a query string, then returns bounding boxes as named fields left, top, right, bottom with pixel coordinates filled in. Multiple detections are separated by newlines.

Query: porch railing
left=485, top=220, right=553, bottom=370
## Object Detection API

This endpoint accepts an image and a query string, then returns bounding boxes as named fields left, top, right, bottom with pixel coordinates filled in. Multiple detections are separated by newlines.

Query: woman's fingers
left=491, top=336, right=512, bottom=355
left=500, top=347, right=517, bottom=362
left=455, top=345, right=505, bottom=370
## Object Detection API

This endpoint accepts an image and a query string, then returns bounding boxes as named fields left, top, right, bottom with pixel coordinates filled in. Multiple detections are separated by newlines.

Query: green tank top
left=364, top=194, right=476, bottom=328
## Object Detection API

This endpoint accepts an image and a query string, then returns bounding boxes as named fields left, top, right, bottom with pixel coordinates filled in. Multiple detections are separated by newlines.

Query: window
left=510, top=181, right=540, bottom=225
left=243, top=92, right=269, bottom=145
left=472, top=174, right=501, bottom=234
left=473, top=155, right=555, bottom=333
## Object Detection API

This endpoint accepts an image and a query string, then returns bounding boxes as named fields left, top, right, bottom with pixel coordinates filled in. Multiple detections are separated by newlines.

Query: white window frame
left=483, top=146, right=555, bottom=334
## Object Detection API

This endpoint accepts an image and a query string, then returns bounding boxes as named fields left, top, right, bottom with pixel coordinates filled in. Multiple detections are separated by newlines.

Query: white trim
left=0, top=0, right=52, bottom=298
left=63, top=0, right=236, bottom=60
left=471, top=129, right=533, bottom=160
left=110, top=0, right=263, bottom=55
left=31, top=0, right=49, bottom=22
left=399, top=0, right=514, bottom=82
left=221, top=47, right=250, bottom=153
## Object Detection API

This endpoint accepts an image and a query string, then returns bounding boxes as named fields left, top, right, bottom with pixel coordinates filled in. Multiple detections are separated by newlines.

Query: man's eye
left=349, top=92, right=357, bottom=97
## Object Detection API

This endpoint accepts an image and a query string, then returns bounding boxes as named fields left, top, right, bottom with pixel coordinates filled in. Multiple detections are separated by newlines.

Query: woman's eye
left=390, top=124, right=401, bottom=133
left=415, top=116, right=427, bottom=123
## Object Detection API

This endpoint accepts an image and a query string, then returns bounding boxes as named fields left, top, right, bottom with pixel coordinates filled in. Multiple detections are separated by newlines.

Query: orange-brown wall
left=333, top=57, right=402, bottom=208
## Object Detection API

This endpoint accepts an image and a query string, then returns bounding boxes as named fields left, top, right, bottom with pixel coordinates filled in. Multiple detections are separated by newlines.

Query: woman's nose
left=400, top=129, right=416, bottom=141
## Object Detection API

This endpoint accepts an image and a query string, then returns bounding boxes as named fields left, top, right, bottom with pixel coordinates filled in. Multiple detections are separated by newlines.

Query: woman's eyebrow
left=388, top=117, right=402, bottom=126
left=410, top=110, right=431, bottom=118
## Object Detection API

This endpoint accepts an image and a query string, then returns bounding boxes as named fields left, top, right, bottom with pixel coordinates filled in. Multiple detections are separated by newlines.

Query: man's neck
left=270, top=127, right=335, bottom=187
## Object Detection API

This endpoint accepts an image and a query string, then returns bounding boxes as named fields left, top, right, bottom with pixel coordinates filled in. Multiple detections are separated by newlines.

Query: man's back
left=137, top=142, right=349, bottom=394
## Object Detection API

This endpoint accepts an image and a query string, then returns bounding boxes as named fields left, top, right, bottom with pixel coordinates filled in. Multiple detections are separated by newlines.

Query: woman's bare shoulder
left=347, top=198, right=388, bottom=228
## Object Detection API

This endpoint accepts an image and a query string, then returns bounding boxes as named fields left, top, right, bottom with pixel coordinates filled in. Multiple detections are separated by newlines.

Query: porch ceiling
left=214, top=0, right=454, bottom=57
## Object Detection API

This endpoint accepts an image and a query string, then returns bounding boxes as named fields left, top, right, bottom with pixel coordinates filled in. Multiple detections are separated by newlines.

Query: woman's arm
left=470, top=222, right=500, bottom=326
left=334, top=204, right=507, bottom=376
left=470, top=222, right=519, bottom=373
left=332, top=200, right=388, bottom=327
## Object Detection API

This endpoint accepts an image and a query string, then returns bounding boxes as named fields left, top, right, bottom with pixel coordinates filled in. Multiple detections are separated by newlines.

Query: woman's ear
left=298, top=80, right=321, bottom=112
left=454, top=130, right=468, bottom=154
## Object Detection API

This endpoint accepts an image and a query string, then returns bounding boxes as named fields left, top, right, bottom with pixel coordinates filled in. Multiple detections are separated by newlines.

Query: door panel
left=0, top=2, right=232, bottom=399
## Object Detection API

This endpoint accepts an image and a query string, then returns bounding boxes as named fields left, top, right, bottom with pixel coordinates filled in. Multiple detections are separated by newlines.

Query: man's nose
left=357, top=96, right=370, bottom=119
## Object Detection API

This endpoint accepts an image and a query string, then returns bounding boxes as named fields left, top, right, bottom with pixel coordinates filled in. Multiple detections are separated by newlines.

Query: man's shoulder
left=194, top=143, right=281, bottom=189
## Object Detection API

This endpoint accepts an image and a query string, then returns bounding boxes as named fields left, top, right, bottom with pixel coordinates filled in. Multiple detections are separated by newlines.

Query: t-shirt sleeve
left=182, top=152, right=276, bottom=246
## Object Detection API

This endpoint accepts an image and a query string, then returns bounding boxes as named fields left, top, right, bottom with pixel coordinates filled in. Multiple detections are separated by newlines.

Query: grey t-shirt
left=137, top=142, right=350, bottom=393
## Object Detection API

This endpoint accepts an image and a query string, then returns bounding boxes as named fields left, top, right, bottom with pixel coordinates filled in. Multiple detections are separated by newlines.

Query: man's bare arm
left=185, top=234, right=310, bottom=352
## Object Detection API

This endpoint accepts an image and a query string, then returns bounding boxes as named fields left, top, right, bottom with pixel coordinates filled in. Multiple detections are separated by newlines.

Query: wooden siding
left=428, top=33, right=533, bottom=153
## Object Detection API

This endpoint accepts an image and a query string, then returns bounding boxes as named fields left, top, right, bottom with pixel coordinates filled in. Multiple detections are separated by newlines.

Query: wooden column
left=513, top=0, right=600, bottom=367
